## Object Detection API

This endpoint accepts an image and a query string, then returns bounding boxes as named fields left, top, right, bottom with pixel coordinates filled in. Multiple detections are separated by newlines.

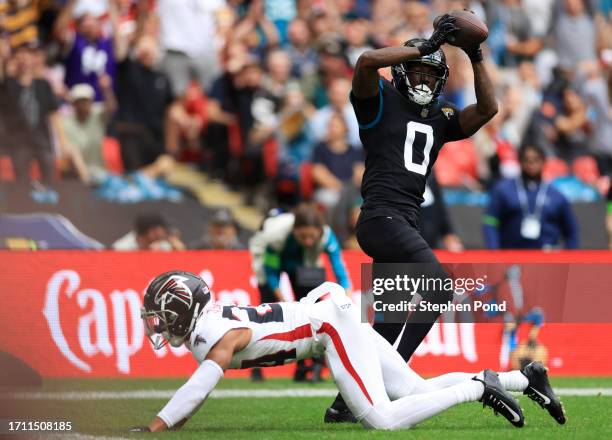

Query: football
left=434, top=9, right=488, bottom=48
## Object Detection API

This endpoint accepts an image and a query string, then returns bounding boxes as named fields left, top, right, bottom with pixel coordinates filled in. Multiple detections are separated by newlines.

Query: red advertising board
left=0, top=250, right=611, bottom=378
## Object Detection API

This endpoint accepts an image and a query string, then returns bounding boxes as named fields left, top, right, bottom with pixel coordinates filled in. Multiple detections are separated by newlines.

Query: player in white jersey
left=133, top=270, right=565, bottom=433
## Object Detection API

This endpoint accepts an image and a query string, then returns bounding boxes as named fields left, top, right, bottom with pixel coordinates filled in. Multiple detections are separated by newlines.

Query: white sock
left=451, top=379, right=485, bottom=403
left=364, top=380, right=485, bottom=430
left=498, top=370, right=529, bottom=392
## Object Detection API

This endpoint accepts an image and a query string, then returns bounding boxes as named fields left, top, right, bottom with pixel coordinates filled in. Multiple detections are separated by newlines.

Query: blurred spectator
left=395, top=0, right=433, bottom=40
left=483, top=144, right=579, bottom=249
left=285, top=17, right=318, bottom=98
left=276, top=83, right=316, bottom=172
left=60, top=74, right=117, bottom=183
left=487, top=0, right=542, bottom=67
left=114, top=35, right=174, bottom=172
left=188, top=207, right=244, bottom=250
left=54, top=0, right=118, bottom=101
left=553, top=87, right=589, bottom=160
left=578, top=61, right=612, bottom=173
left=311, top=112, right=364, bottom=210
left=473, top=104, right=520, bottom=185
left=0, top=42, right=68, bottom=185
left=206, top=53, right=262, bottom=180
left=551, top=0, right=597, bottom=70
left=342, top=15, right=374, bottom=68
left=312, top=36, right=352, bottom=107
left=0, top=0, right=47, bottom=50
left=309, top=77, right=360, bottom=148
left=263, top=0, right=296, bottom=44
left=157, top=0, right=227, bottom=95
left=112, top=212, right=185, bottom=250
left=419, top=173, right=464, bottom=252
left=232, top=0, right=279, bottom=58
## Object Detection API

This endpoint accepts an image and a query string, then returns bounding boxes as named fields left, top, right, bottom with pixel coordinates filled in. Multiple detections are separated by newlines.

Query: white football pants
left=308, top=298, right=528, bottom=430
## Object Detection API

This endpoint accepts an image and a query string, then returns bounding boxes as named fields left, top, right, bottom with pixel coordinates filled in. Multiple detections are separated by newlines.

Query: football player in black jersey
left=325, top=15, right=499, bottom=423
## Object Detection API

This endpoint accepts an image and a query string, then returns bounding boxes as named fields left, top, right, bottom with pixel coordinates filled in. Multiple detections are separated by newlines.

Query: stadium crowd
left=0, top=0, right=611, bottom=249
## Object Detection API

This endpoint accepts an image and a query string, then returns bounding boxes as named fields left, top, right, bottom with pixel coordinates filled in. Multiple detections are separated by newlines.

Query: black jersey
left=350, top=78, right=467, bottom=223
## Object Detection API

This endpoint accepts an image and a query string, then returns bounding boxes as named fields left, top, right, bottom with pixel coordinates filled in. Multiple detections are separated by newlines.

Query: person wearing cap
left=61, top=74, right=117, bottom=183
left=188, top=208, right=245, bottom=250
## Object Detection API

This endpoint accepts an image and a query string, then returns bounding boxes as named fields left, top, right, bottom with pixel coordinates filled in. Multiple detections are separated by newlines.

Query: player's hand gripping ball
left=433, top=9, right=488, bottom=48
left=434, top=10, right=487, bottom=62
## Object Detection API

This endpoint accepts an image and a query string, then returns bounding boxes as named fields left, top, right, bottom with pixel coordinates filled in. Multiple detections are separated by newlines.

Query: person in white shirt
left=157, top=0, right=227, bottom=95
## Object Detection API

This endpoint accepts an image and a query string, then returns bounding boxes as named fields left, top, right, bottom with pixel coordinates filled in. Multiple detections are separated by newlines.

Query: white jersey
left=187, top=301, right=321, bottom=369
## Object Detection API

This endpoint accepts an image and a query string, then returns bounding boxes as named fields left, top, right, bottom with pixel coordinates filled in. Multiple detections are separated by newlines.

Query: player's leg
left=317, top=300, right=524, bottom=429
left=312, top=300, right=390, bottom=420
left=369, top=325, right=528, bottom=397
left=326, top=216, right=452, bottom=422
left=357, top=215, right=454, bottom=360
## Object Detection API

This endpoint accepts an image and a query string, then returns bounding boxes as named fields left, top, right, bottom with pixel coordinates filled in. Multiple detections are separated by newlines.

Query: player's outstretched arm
left=458, top=48, right=498, bottom=137
left=352, top=17, right=458, bottom=99
left=136, top=329, right=251, bottom=433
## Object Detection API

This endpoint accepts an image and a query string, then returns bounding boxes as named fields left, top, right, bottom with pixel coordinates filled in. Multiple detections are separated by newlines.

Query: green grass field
left=3, top=377, right=612, bottom=439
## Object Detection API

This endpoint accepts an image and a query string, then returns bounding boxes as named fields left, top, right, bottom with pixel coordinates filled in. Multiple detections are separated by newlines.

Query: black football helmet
left=391, top=38, right=449, bottom=106
left=142, top=270, right=211, bottom=349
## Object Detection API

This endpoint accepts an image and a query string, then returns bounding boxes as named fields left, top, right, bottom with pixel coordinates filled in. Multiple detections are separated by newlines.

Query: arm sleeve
left=349, top=79, right=383, bottom=130
left=325, top=230, right=351, bottom=289
left=483, top=184, right=503, bottom=249
left=558, top=195, right=579, bottom=249
left=263, top=246, right=281, bottom=291
left=157, top=359, right=224, bottom=428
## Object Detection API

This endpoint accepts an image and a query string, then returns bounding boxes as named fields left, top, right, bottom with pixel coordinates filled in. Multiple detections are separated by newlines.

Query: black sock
left=395, top=321, right=436, bottom=361
left=372, top=322, right=405, bottom=345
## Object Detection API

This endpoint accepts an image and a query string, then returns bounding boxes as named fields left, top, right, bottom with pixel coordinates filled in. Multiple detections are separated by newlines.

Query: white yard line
left=3, top=387, right=612, bottom=400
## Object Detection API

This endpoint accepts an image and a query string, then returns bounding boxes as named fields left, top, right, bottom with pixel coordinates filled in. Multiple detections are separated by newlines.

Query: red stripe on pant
left=317, top=322, right=373, bottom=405
left=261, top=324, right=313, bottom=341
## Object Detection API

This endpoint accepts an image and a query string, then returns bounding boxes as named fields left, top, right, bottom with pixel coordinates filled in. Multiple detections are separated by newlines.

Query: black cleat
left=521, top=361, right=566, bottom=425
left=293, top=360, right=311, bottom=382
left=324, top=407, right=358, bottom=424
left=250, top=368, right=264, bottom=382
left=474, top=369, right=524, bottom=428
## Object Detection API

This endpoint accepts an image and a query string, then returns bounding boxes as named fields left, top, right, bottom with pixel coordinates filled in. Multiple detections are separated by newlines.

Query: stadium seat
left=0, top=156, right=14, bottom=182
left=263, top=137, right=279, bottom=178
left=228, top=121, right=243, bottom=157
left=102, top=137, right=124, bottom=175
left=299, top=162, right=314, bottom=200
left=543, top=157, right=569, bottom=181
left=435, top=139, right=479, bottom=186
left=572, top=156, right=600, bottom=185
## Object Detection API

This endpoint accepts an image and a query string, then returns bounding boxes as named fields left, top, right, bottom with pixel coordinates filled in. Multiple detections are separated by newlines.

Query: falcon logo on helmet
left=141, top=270, right=211, bottom=350
left=391, top=38, right=449, bottom=107
left=153, top=275, right=193, bottom=308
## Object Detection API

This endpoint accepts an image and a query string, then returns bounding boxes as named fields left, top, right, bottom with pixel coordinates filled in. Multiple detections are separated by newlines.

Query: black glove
left=414, top=15, right=458, bottom=56
left=463, top=45, right=483, bottom=63
left=129, top=426, right=151, bottom=433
